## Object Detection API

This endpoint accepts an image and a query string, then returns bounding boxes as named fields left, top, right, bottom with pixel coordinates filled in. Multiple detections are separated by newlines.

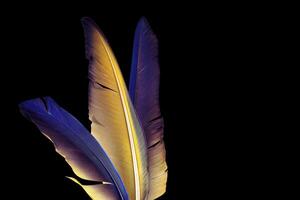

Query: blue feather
left=19, top=97, right=129, bottom=200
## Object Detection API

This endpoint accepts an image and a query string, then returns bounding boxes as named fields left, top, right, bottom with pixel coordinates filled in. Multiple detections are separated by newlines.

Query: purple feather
left=129, top=17, right=164, bottom=147
left=129, top=17, right=168, bottom=199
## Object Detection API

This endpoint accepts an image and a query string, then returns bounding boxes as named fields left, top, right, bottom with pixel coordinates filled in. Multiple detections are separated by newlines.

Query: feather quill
left=82, top=17, right=149, bottom=200
left=129, top=17, right=168, bottom=199
left=19, top=97, right=128, bottom=200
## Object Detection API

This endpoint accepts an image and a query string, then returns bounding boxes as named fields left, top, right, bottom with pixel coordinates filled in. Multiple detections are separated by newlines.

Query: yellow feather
left=82, top=17, right=149, bottom=200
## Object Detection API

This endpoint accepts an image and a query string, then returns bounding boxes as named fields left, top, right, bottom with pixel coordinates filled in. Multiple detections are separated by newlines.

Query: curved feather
left=81, top=17, right=149, bottom=200
left=19, top=97, right=128, bottom=200
left=129, top=17, right=168, bottom=199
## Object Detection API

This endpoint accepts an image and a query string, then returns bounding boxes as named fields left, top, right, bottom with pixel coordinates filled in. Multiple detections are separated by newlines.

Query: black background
left=2, top=4, right=274, bottom=199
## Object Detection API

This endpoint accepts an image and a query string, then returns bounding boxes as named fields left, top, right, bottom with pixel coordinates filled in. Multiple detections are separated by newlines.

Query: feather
left=129, top=17, right=168, bottom=199
left=19, top=97, right=128, bottom=200
left=81, top=17, right=149, bottom=200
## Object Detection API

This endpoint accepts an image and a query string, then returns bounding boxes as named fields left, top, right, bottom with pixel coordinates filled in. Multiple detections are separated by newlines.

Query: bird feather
left=19, top=97, right=128, bottom=200
left=19, top=17, right=167, bottom=200
left=129, top=17, right=168, bottom=199
left=82, top=17, right=149, bottom=200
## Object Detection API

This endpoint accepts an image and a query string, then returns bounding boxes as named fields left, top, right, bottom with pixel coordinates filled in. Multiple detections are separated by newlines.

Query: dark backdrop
left=2, top=4, right=268, bottom=199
